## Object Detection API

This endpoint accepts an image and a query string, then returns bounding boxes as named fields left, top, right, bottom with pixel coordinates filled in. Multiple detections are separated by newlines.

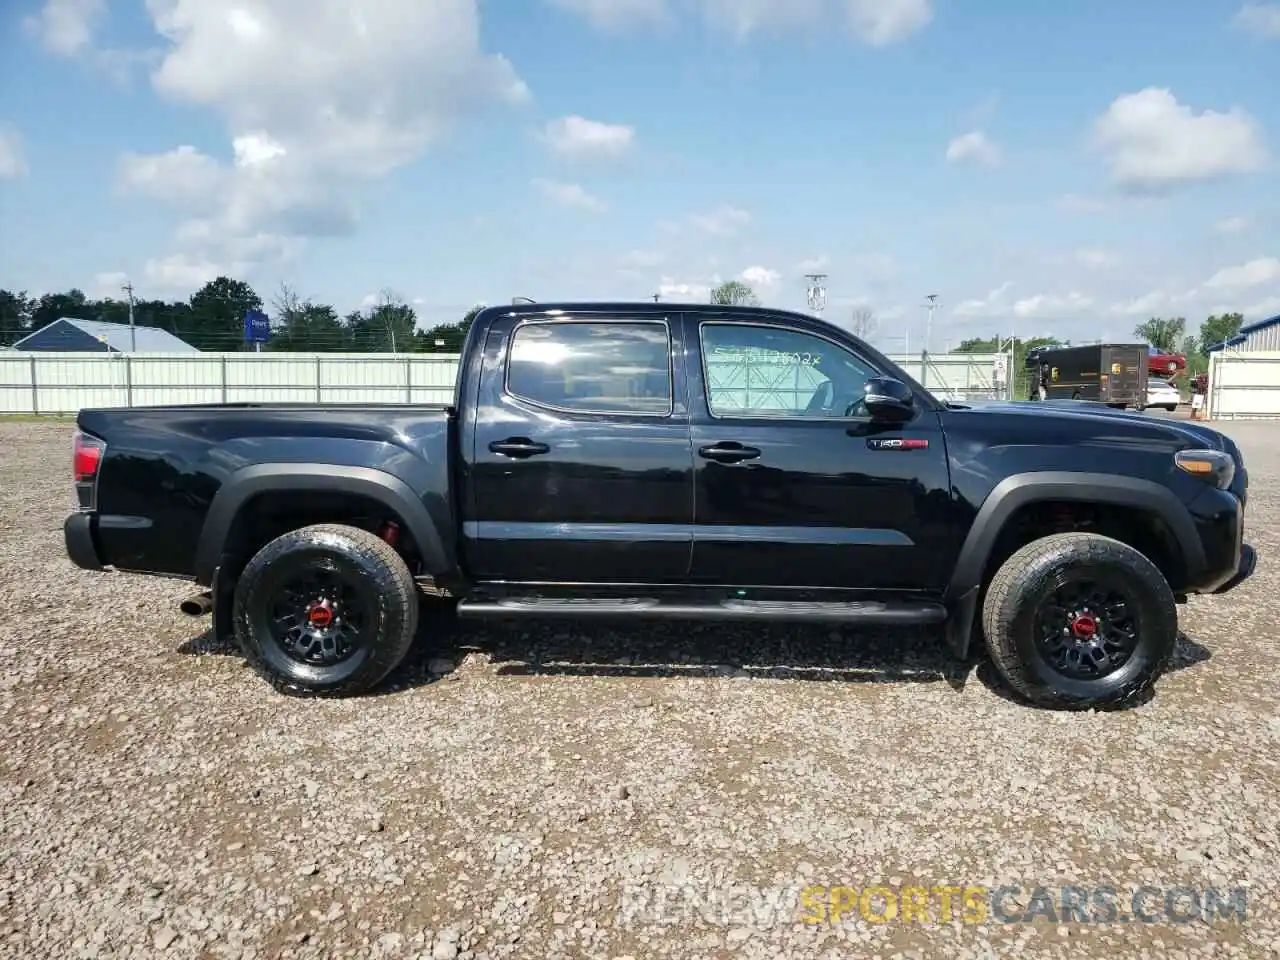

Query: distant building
left=1206, top=314, right=1280, bottom=354
left=11, top=317, right=200, bottom=353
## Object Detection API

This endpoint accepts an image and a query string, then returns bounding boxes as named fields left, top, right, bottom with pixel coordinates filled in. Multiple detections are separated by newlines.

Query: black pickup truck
left=63, top=301, right=1255, bottom=708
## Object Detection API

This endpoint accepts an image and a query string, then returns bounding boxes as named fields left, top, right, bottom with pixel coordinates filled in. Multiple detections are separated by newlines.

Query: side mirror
left=863, top=376, right=914, bottom=422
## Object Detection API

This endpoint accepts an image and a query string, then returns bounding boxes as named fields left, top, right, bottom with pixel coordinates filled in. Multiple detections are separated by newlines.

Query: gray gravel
left=2, top=414, right=1278, bottom=959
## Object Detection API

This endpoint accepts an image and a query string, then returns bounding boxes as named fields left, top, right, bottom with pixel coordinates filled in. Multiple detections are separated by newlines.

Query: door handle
left=698, top=442, right=761, bottom=464
left=489, top=437, right=550, bottom=458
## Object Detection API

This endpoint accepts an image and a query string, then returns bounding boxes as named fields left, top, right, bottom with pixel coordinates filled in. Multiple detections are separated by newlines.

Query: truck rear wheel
left=232, top=523, right=418, bottom=697
left=981, top=533, right=1177, bottom=708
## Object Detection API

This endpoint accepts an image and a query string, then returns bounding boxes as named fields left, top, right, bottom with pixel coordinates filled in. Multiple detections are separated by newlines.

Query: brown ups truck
left=1030, top=343, right=1149, bottom=409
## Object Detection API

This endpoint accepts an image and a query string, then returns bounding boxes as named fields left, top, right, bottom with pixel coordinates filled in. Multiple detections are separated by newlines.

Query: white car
left=1142, top=377, right=1181, bottom=411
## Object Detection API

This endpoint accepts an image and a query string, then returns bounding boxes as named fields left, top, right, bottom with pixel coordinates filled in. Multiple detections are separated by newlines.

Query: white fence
left=0, top=350, right=1011, bottom=415
left=1207, top=350, right=1280, bottom=419
left=894, top=352, right=1010, bottom=402
left=0, top=352, right=462, bottom=414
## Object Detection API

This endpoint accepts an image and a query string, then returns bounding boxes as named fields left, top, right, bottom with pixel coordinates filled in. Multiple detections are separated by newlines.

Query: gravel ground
left=1, top=415, right=1278, bottom=960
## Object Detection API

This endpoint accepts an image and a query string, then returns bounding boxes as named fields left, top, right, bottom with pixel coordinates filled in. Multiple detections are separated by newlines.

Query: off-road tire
left=233, top=523, right=418, bottom=697
left=981, top=532, right=1177, bottom=708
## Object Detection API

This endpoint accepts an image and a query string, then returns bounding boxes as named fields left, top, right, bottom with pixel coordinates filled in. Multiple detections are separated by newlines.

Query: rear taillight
left=73, top=431, right=105, bottom=483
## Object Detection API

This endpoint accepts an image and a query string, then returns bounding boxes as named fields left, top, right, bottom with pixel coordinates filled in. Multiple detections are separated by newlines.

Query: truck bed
left=74, top=402, right=456, bottom=581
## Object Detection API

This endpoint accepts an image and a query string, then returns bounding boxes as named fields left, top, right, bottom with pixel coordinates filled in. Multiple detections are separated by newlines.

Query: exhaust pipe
left=180, top=592, right=213, bottom=616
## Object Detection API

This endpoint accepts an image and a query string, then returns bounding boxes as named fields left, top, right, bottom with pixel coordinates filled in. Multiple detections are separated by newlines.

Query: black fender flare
left=942, top=471, right=1206, bottom=659
left=946, top=472, right=1206, bottom=600
left=194, top=463, right=450, bottom=586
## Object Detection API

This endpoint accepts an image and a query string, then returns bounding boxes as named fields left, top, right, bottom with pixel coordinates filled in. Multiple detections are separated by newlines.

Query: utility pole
left=805, top=274, right=828, bottom=318
left=652, top=293, right=661, bottom=302
left=924, top=294, right=939, bottom=356
left=122, top=281, right=136, bottom=352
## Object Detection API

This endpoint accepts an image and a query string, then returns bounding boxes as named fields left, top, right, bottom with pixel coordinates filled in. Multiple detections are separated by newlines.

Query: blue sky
left=0, top=0, right=1277, bottom=351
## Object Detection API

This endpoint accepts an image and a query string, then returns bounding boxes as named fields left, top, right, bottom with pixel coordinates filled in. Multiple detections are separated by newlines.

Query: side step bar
left=456, top=596, right=947, bottom=625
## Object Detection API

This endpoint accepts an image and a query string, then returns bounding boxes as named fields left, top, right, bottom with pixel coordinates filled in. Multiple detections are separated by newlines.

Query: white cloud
left=25, top=1, right=159, bottom=86
left=1107, top=291, right=1183, bottom=318
left=953, top=282, right=1013, bottom=317
left=89, top=271, right=130, bottom=300
left=542, top=115, right=635, bottom=162
left=1213, top=216, right=1251, bottom=234
left=843, top=0, right=933, bottom=45
left=1231, top=3, right=1280, bottom=37
left=119, top=0, right=528, bottom=275
left=951, top=284, right=1098, bottom=325
left=143, top=254, right=228, bottom=295
left=1092, top=88, right=1269, bottom=192
left=1074, top=249, right=1120, bottom=269
left=531, top=178, right=608, bottom=212
left=619, top=250, right=667, bottom=271
left=684, top=205, right=752, bottom=236
left=797, top=255, right=830, bottom=273
left=856, top=254, right=898, bottom=285
left=550, top=0, right=932, bottom=45
left=548, top=0, right=667, bottom=30
left=24, top=0, right=104, bottom=55
left=1202, top=257, right=1280, bottom=292
left=118, top=145, right=225, bottom=203
left=658, top=277, right=714, bottom=302
left=1241, top=295, right=1280, bottom=319
left=1012, top=292, right=1094, bottom=319
left=1057, top=193, right=1107, bottom=213
left=1102, top=257, right=1279, bottom=321
left=740, top=265, right=781, bottom=288
left=0, top=125, right=27, bottom=179
left=945, top=130, right=1001, bottom=168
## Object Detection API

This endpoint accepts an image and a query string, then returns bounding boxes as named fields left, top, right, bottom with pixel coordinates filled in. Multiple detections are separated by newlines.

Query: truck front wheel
left=232, top=523, right=419, bottom=697
left=980, top=533, right=1177, bottom=708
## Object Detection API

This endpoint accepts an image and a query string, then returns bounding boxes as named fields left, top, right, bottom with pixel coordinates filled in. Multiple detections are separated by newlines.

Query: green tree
left=415, top=303, right=484, bottom=353
left=1179, top=334, right=1210, bottom=380
left=1133, top=316, right=1185, bottom=352
left=710, top=280, right=758, bottom=306
left=265, top=284, right=346, bottom=352
left=0, top=289, right=32, bottom=346
left=343, top=291, right=418, bottom=352
left=186, top=276, right=264, bottom=351
left=30, top=289, right=92, bottom=332
left=848, top=306, right=877, bottom=341
left=1197, top=312, right=1244, bottom=355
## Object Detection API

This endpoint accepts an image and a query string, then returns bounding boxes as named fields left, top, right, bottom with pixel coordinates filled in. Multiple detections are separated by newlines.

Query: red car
left=1147, top=345, right=1186, bottom=376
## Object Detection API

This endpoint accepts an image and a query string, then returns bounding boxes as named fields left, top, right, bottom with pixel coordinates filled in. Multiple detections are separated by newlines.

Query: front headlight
left=1174, top=449, right=1236, bottom=490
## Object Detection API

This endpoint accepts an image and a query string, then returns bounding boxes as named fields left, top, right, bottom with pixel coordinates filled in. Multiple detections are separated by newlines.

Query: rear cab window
left=505, top=319, right=674, bottom=416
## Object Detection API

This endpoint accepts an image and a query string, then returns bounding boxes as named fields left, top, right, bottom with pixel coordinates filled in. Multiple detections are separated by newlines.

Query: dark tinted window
left=506, top=320, right=672, bottom=414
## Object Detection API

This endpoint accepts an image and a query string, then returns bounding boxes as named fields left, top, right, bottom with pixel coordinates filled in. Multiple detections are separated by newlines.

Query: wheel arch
left=195, top=463, right=452, bottom=587
left=943, top=472, right=1206, bottom=659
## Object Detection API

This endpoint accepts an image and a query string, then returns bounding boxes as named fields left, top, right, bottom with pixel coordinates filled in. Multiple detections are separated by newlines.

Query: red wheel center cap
left=307, top=602, right=334, bottom=629
left=1071, top=614, right=1098, bottom=639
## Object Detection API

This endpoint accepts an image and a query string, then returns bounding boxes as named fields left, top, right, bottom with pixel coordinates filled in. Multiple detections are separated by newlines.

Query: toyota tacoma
left=63, top=301, right=1255, bottom=708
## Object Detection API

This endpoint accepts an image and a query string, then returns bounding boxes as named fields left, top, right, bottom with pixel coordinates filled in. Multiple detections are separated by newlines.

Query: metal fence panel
left=888, top=353, right=1010, bottom=402
left=0, top=355, right=37, bottom=413
left=0, top=350, right=1010, bottom=414
left=1207, top=351, right=1280, bottom=419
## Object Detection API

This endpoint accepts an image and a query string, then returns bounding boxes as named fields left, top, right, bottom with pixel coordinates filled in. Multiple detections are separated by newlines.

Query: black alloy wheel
left=981, top=532, right=1178, bottom=708
left=267, top=559, right=373, bottom=668
left=1033, top=575, right=1140, bottom=681
left=233, top=523, right=419, bottom=697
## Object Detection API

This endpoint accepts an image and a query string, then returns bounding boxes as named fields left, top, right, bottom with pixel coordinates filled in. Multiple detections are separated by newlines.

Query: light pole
left=924, top=294, right=939, bottom=356
left=805, top=274, right=828, bottom=317
left=122, top=281, right=136, bottom=352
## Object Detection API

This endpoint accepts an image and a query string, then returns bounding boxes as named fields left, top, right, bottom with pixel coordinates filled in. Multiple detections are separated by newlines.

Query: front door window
left=700, top=323, right=878, bottom=420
